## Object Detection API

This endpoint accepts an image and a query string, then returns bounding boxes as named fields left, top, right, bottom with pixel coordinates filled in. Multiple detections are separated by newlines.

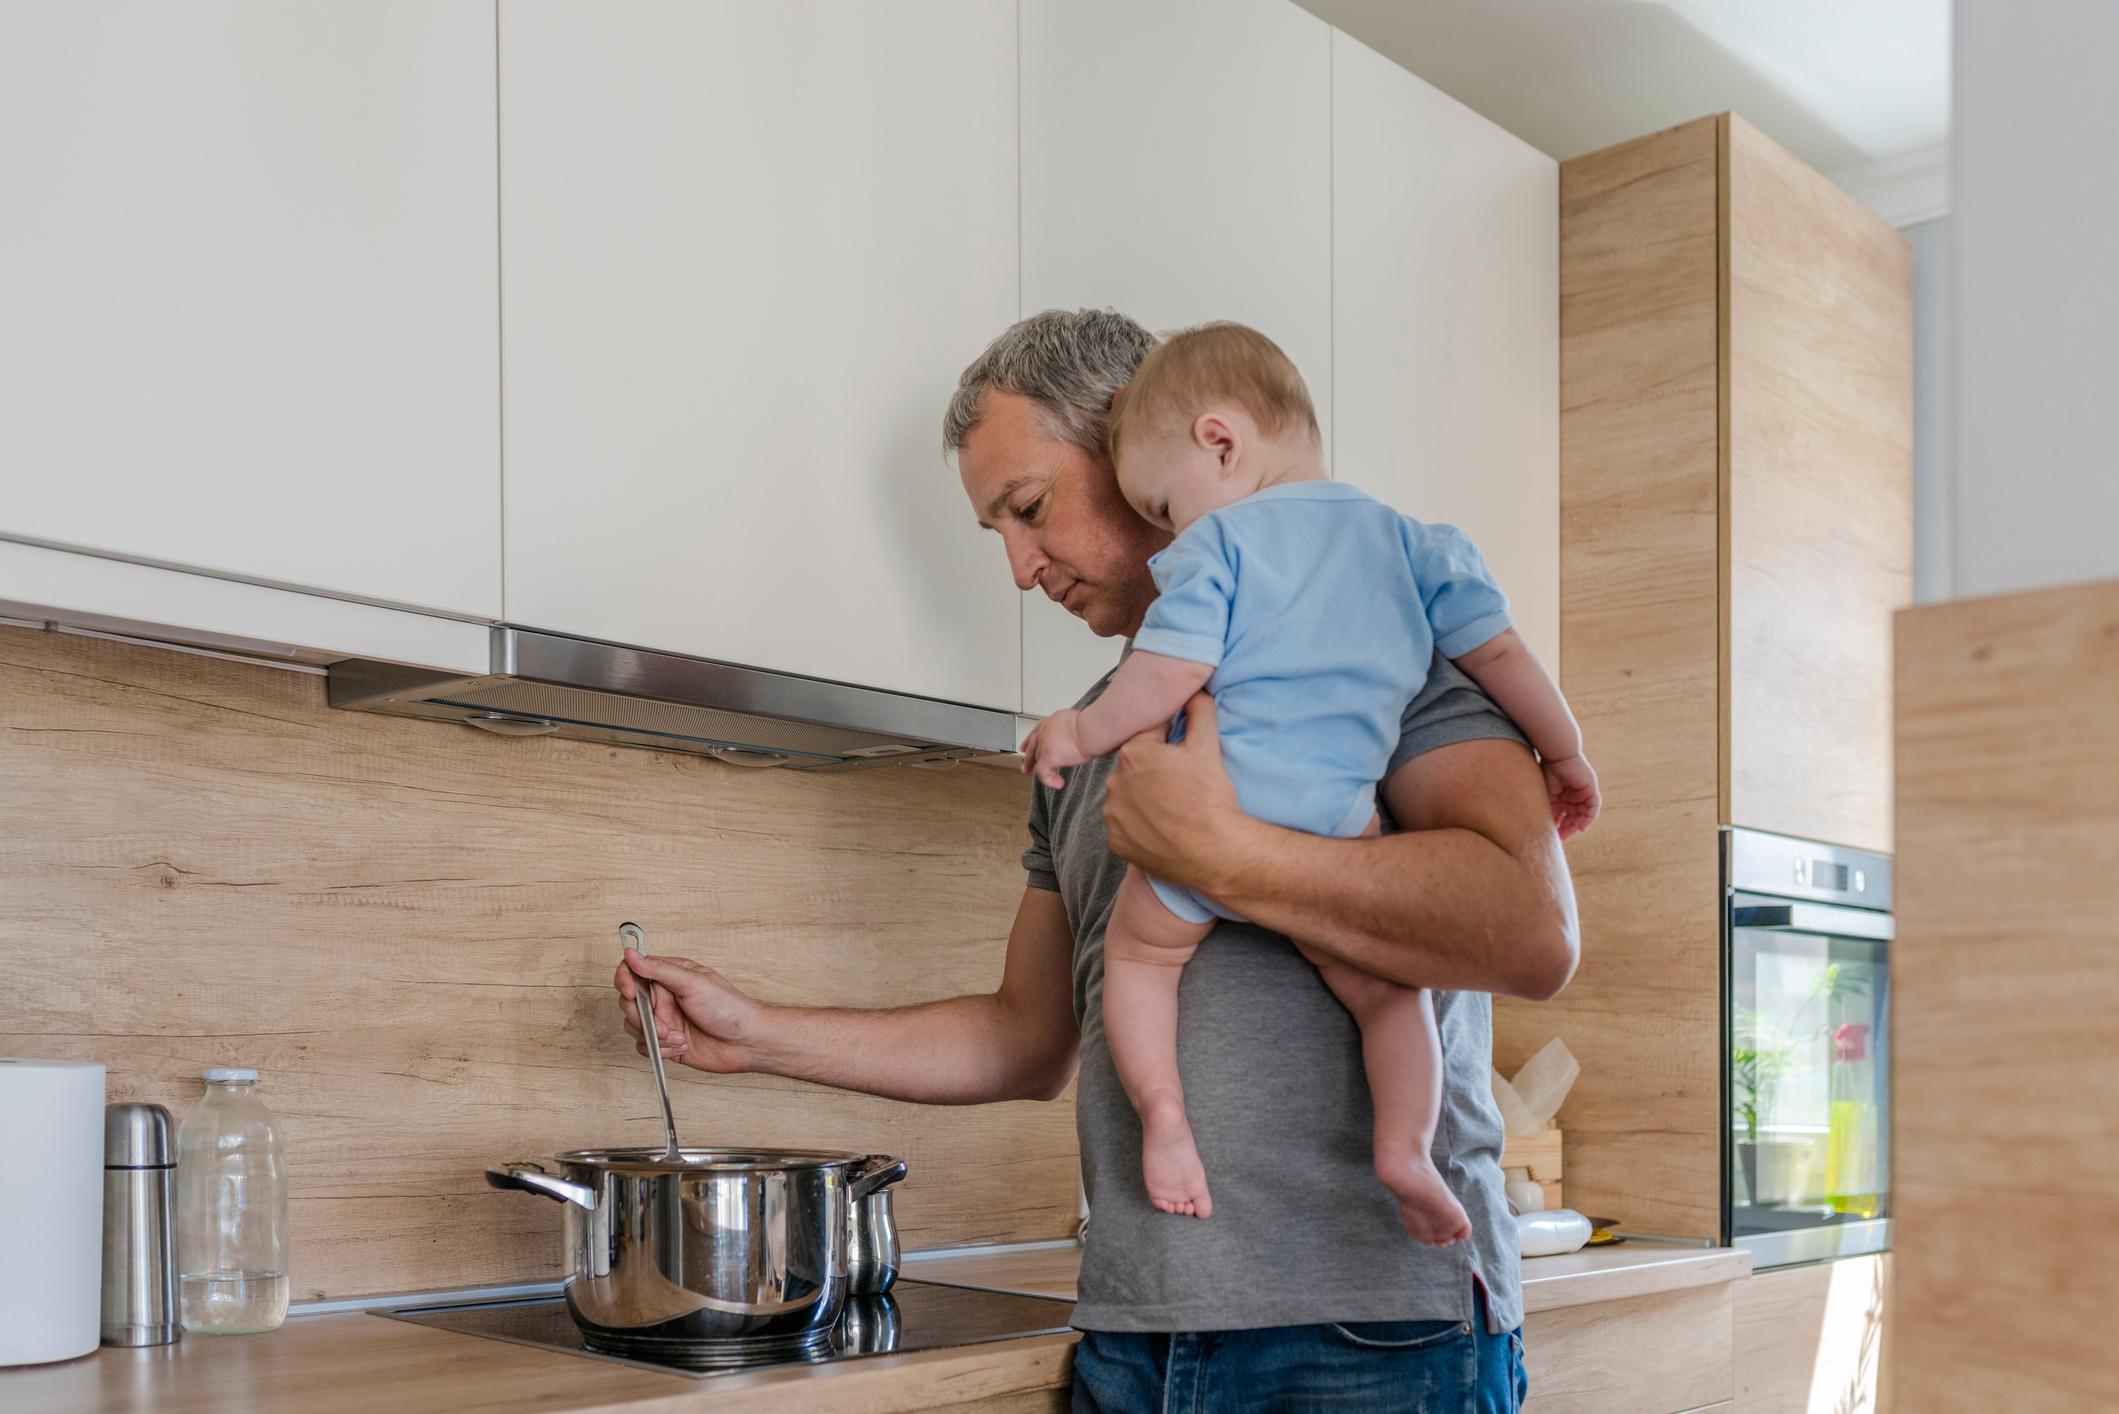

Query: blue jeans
left=1069, top=1293, right=1526, bottom=1413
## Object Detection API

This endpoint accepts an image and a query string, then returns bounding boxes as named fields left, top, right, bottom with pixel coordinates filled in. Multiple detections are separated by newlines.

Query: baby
left=1020, top=322, right=1598, bottom=1243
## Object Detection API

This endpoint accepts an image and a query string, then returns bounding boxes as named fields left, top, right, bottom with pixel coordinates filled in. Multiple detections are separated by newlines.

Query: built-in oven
left=1723, top=827, right=1892, bottom=1269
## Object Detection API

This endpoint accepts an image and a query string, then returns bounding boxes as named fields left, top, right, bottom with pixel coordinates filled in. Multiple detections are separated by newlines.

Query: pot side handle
left=486, top=1160, right=598, bottom=1210
left=850, top=1154, right=909, bottom=1202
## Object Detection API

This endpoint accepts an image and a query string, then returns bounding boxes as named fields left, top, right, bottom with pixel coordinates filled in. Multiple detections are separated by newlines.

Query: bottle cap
left=203, top=1067, right=260, bottom=1083
left=104, top=1102, right=175, bottom=1167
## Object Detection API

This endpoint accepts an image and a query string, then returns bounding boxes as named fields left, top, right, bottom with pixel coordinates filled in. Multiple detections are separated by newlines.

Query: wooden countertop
left=1516, top=1241, right=1752, bottom=1314
left=908, top=1237, right=1753, bottom=1315
left=6, top=1240, right=1750, bottom=1412
left=5, top=1249, right=1081, bottom=1414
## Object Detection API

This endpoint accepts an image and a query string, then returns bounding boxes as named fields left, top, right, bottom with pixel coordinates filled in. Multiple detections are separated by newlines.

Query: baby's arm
left=1454, top=629, right=1573, bottom=759
left=1077, top=651, right=1215, bottom=757
left=1454, top=629, right=1601, bottom=838
left=1020, top=651, right=1212, bottom=788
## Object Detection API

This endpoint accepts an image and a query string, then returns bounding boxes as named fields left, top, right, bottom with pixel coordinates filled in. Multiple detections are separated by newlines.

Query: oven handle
left=1730, top=903, right=1895, bottom=941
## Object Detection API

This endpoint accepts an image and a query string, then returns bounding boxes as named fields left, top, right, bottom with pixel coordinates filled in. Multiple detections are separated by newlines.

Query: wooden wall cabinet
left=1895, top=582, right=2119, bottom=1412
left=1733, top=1254, right=1890, bottom=1414
left=1497, top=114, right=1911, bottom=1239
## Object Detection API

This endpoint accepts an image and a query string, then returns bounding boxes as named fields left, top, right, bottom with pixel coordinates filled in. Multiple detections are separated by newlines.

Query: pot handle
left=485, top=1160, right=598, bottom=1210
left=850, top=1154, right=908, bottom=1202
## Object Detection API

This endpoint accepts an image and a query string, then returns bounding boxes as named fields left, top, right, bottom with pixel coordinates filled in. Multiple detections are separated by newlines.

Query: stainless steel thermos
left=101, top=1103, right=179, bottom=1347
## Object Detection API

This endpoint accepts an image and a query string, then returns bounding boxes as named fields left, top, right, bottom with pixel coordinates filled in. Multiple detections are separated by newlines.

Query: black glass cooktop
left=379, top=1279, right=1074, bottom=1378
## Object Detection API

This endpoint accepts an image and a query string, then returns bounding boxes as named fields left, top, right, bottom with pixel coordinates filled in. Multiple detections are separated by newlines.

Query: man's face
left=959, top=390, right=1170, bottom=639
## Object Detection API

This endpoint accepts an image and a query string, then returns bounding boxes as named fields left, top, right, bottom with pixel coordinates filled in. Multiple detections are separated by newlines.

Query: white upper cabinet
left=1019, top=0, right=1333, bottom=715
left=0, top=2, right=502, bottom=619
left=499, top=1, right=1021, bottom=711
left=1330, top=32, right=1559, bottom=669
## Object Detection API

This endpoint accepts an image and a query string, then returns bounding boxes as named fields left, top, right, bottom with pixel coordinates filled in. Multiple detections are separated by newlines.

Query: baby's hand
left=1543, top=754, right=1601, bottom=840
left=1020, top=709, right=1090, bottom=789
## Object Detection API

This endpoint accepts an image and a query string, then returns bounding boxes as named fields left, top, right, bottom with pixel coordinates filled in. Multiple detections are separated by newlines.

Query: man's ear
left=1192, top=411, right=1241, bottom=472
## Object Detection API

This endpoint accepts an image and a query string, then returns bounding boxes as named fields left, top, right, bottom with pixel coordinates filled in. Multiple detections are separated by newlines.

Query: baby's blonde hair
left=1108, top=321, right=1320, bottom=457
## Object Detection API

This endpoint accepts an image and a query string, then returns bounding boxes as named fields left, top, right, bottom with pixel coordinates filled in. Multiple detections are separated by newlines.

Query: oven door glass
left=1729, top=902, right=1890, bottom=1253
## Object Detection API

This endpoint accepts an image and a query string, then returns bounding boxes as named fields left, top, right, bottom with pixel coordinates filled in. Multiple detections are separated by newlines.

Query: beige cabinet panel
left=1018, top=0, right=1330, bottom=714
left=1331, top=30, right=1559, bottom=671
left=0, top=1, right=501, bottom=618
left=501, top=1, right=1020, bottom=709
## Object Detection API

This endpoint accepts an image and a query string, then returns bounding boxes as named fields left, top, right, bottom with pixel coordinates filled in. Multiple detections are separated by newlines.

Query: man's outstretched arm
left=615, top=886, right=1082, bottom=1104
left=1102, top=695, right=1578, bottom=999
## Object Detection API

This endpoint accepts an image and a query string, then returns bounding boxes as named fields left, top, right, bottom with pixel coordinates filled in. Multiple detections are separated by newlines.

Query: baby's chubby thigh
left=1103, top=865, right=1214, bottom=969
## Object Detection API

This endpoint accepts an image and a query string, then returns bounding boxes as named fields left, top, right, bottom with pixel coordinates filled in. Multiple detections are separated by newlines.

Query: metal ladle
left=619, top=921, right=685, bottom=1163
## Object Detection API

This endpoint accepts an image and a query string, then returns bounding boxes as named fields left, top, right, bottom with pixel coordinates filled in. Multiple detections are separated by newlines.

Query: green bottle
left=1824, top=1022, right=1878, bottom=1217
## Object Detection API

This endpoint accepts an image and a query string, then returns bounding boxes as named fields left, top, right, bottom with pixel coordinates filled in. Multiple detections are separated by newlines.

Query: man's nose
left=1002, top=532, right=1047, bottom=593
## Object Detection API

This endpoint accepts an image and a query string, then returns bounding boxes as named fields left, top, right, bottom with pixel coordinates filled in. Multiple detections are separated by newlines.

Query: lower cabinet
left=1732, top=1255, right=1891, bottom=1414
left=1523, top=1280, right=1735, bottom=1414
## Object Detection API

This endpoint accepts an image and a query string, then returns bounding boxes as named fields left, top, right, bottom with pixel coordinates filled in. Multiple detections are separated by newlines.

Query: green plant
left=1731, top=1007, right=1794, bottom=1143
left=1732, top=962, right=1871, bottom=1142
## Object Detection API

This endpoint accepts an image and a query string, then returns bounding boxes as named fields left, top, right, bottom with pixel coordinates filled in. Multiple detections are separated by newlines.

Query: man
left=617, top=308, right=1577, bottom=1411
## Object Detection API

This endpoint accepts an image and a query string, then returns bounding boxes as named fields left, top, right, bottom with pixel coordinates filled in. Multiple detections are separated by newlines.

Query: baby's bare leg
left=1102, top=865, right=1217, bottom=1219
left=1294, top=816, right=1468, bottom=1244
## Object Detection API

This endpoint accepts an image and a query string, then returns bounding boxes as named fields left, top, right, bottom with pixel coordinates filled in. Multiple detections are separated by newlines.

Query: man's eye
left=1018, top=498, right=1042, bottom=521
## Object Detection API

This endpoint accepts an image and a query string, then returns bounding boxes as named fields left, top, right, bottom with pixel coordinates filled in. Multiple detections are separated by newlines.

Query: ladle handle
left=619, top=922, right=684, bottom=1160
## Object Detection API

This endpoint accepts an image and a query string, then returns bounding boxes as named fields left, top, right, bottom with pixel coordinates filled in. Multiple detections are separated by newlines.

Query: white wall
left=1951, top=1, right=2119, bottom=599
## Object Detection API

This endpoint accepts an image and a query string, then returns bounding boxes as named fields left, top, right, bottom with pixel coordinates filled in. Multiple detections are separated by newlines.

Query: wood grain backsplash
left=0, top=625, right=1074, bottom=1299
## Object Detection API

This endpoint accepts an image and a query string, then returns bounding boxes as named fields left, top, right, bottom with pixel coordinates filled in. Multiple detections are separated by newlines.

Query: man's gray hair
left=942, top=308, right=1157, bottom=459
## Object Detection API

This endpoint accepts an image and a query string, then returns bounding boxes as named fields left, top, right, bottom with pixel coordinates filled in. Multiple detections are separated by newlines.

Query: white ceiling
left=1298, top=0, right=1950, bottom=219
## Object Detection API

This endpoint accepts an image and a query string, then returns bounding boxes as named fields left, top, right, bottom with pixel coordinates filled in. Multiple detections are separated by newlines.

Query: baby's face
left=1113, top=408, right=1266, bottom=534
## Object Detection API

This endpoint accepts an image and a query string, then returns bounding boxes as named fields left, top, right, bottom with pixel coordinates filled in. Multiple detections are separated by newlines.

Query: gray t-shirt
left=1025, top=649, right=1527, bottom=1334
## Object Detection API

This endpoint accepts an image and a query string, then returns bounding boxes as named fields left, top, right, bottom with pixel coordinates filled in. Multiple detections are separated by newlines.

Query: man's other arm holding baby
left=1102, top=686, right=1579, bottom=1002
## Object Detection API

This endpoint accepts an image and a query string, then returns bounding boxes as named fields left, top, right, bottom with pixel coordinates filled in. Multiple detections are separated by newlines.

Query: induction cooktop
left=379, top=1278, right=1074, bottom=1378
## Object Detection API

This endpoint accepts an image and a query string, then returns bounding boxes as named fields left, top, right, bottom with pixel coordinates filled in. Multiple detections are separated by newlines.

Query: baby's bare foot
left=1375, top=1141, right=1470, bottom=1246
left=1140, top=1093, right=1213, bottom=1219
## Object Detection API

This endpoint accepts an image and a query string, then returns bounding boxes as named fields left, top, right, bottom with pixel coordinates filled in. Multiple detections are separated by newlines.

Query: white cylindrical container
left=0, top=1059, right=106, bottom=1365
left=1515, top=1208, right=1594, bottom=1258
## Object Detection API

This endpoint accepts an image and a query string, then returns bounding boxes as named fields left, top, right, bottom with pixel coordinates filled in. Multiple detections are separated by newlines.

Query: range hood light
left=463, top=712, right=559, bottom=737
left=705, top=746, right=791, bottom=768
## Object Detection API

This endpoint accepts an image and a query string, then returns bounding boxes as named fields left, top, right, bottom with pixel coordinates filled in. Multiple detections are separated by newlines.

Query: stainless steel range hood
left=327, top=627, right=1019, bottom=771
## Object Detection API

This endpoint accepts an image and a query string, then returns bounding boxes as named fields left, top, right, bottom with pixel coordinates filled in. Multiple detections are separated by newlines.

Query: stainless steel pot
left=847, top=1175, right=900, bottom=1296
left=486, top=1147, right=907, bottom=1366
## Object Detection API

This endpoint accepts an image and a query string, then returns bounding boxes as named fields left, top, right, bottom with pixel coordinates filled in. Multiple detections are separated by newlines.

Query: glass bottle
left=175, top=1067, right=290, bottom=1334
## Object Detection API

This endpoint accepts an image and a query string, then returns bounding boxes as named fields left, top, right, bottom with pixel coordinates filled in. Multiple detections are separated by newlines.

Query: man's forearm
left=744, top=993, right=1078, bottom=1105
left=1198, top=816, right=1571, bottom=996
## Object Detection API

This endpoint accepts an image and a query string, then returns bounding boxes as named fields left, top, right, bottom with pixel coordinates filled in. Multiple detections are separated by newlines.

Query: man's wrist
left=722, top=1001, right=789, bottom=1077
left=1191, top=808, right=1275, bottom=906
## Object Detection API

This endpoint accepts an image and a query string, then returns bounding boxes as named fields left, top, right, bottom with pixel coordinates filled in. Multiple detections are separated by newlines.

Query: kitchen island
left=7, top=1241, right=1750, bottom=1413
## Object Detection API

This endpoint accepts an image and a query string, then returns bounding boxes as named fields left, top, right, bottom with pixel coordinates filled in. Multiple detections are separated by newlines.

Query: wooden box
left=1500, top=1130, right=1564, bottom=1211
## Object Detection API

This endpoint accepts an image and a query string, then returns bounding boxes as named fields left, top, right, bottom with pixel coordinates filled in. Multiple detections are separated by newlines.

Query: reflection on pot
left=839, top=1293, right=901, bottom=1355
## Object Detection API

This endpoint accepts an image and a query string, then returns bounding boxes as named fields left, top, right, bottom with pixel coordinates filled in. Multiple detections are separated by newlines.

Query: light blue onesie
left=1130, top=480, right=1512, bottom=926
